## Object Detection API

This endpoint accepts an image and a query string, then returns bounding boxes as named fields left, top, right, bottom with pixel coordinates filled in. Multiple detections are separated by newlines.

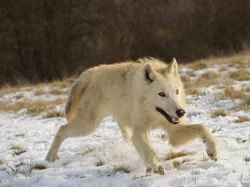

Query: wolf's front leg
left=132, top=129, right=165, bottom=175
left=167, top=124, right=218, bottom=161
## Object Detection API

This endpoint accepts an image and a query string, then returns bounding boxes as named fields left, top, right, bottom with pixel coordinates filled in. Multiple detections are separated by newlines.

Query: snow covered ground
left=0, top=58, right=250, bottom=187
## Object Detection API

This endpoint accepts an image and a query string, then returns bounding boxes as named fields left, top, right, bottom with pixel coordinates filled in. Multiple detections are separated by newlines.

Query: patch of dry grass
left=95, top=158, right=104, bottom=166
left=222, top=86, right=244, bottom=99
left=183, top=51, right=248, bottom=68
left=0, top=100, right=28, bottom=112
left=50, top=77, right=75, bottom=89
left=184, top=71, right=222, bottom=94
left=211, top=126, right=222, bottom=133
left=34, top=88, right=45, bottom=96
left=0, top=86, right=22, bottom=96
left=185, top=71, right=196, bottom=77
left=230, top=70, right=250, bottom=81
left=191, top=61, right=208, bottom=70
left=185, top=88, right=202, bottom=95
left=164, top=150, right=196, bottom=161
left=244, top=86, right=250, bottom=92
left=14, top=133, right=25, bottom=138
left=229, top=60, right=243, bottom=67
left=43, top=110, right=65, bottom=118
left=49, top=88, right=66, bottom=95
left=244, top=155, right=250, bottom=165
left=245, top=97, right=250, bottom=105
left=27, top=99, right=65, bottom=116
left=10, top=145, right=27, bottom=156
left=77, top=147, right=94, bottom=156
left=0, top=76, right=75, bottom=97
left=113, top=165, right=131, bottom=174
left=180, top=75, right=190, bottom=83
left=219, top=66, right=227, bottom=72
left=14, top=94, right=25, bottom=100
left=173, top=160, right=182, bottom=169
left=201, top=71, right=219, bottom=80
left=233, top=116, right=250, bottom=123
left=10, top=145, right=22, bottom=150
left=31, top=164, right=47, bottom=170
left=211, top=109, right=227, bottom=118
left=0, top=98, right=65, bottom=116
left=236, top=137, right=247, bottom=143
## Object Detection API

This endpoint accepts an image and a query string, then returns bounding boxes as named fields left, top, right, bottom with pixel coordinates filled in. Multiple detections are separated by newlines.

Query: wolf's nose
left=176, top=109, right=186, bottom=118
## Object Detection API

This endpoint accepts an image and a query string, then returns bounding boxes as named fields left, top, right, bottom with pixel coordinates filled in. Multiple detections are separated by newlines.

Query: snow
left=0, top=62, right=250, bottom=187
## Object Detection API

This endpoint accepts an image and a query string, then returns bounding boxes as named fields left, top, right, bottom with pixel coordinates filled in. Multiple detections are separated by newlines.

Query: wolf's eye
left=176, top=89, right=179, bottom=95
left=158, top=92, right=166, bottom=97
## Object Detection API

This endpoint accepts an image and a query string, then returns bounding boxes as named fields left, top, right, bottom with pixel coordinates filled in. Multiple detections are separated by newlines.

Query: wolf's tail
left=65, top=74, right=89, bottom=121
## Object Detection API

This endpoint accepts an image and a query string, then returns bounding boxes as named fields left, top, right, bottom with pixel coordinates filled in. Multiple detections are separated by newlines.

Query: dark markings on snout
left=176, top=109, right=186, bottom=118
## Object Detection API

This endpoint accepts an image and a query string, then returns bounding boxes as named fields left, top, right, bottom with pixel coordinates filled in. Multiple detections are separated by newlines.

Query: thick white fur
left=45, top=58, right=218, bottom=175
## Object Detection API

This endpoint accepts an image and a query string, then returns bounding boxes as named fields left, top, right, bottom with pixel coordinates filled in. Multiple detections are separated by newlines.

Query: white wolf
left=45, top=58, right=218, bottom=175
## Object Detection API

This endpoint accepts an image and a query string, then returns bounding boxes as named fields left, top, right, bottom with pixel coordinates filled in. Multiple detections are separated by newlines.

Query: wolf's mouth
left=156, top=107, right=179, bottom=125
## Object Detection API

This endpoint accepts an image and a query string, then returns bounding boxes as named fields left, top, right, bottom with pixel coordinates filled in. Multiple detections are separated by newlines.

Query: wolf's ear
left=167, top=58, right=179, bottom=76
left=144, top=64, right=156, bottom=83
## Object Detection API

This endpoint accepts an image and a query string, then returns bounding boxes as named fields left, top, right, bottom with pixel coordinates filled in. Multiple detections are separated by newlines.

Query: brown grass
left=49, top=77, right=75, bottom=88
left=186, top=71, right=196, bottom=77
left=244, top=86, right=250, bottom=92
left=184, top=71, right=222, bottom=94
left=27, top=99, right=65, bottom=116
left=191, top=61, right=208, bottom=70
left=223, top=86, right=244, bottom=99
left=34, top=88, right=45, bottom=96
left=230, top=70, right=250, bottom=81
left=14, top=94, right=25, bottom=100
left=31, top=164, right=47, bottom=170
left=229, top=60, right=243, bottom=67
left=185, top=88, right=202, bottom=95
left=10, top=145, right=23, bottom=150
left=164, top=150, right=196, bottom=161
left=211, top=109, right=227, bottom=118
left=10, top=145, right=27, bottom=156
left=113, top=165, right=131, bottom=174
left=0, top=76, right=75, bottom=97
left=245, top=97, right=250, bottom=105
left=14, top=133, right=25, bottom=138
left=180, top=75, right=190, bottom=83
left=183, top=51, right=248, bottom=67
left=244, top=155, right=250, bottom=164
left=0, top=98, right=65, bottom=116
left=43, top=110, right=65, bottom=118
left=0, top=86, right=22, bottom=96
left=173, top=161, right=182, bottom=169
left=233, top=116, right=250, bottom=123
left=201, top=71, right=219, bottom=80
left=95, top=158, right=104, bottom=166
left=0, top=100, right=29, bottom=112
left=77, top=147, right=94, bottom=156
left=219, top=66, right=227, bottom=72
left=49, top=88, right=66, bottom=95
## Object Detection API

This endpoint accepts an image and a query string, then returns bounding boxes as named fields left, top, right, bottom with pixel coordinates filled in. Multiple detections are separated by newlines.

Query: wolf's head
left=143, top=58, right=186, bottom=125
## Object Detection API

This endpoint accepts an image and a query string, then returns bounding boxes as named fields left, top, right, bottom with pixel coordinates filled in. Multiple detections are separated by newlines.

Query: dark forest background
left=1, top=0, right=250, bottom=86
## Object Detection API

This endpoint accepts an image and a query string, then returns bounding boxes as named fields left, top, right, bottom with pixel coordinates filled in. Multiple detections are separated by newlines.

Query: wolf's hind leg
left=167, top=124, right=219, bottom=161
left=45, top=112, right=102, bottom=162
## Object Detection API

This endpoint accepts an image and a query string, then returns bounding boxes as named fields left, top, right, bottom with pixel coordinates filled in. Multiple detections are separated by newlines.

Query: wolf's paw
left=205, top=137, right=219, bottom=161
left=45, top=155, right=59, bottom=162
left=146, top=164, right=165, bottom=175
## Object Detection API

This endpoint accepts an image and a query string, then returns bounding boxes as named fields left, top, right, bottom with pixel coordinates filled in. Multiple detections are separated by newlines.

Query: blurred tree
left=0, top=0, right=250, bottom=86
